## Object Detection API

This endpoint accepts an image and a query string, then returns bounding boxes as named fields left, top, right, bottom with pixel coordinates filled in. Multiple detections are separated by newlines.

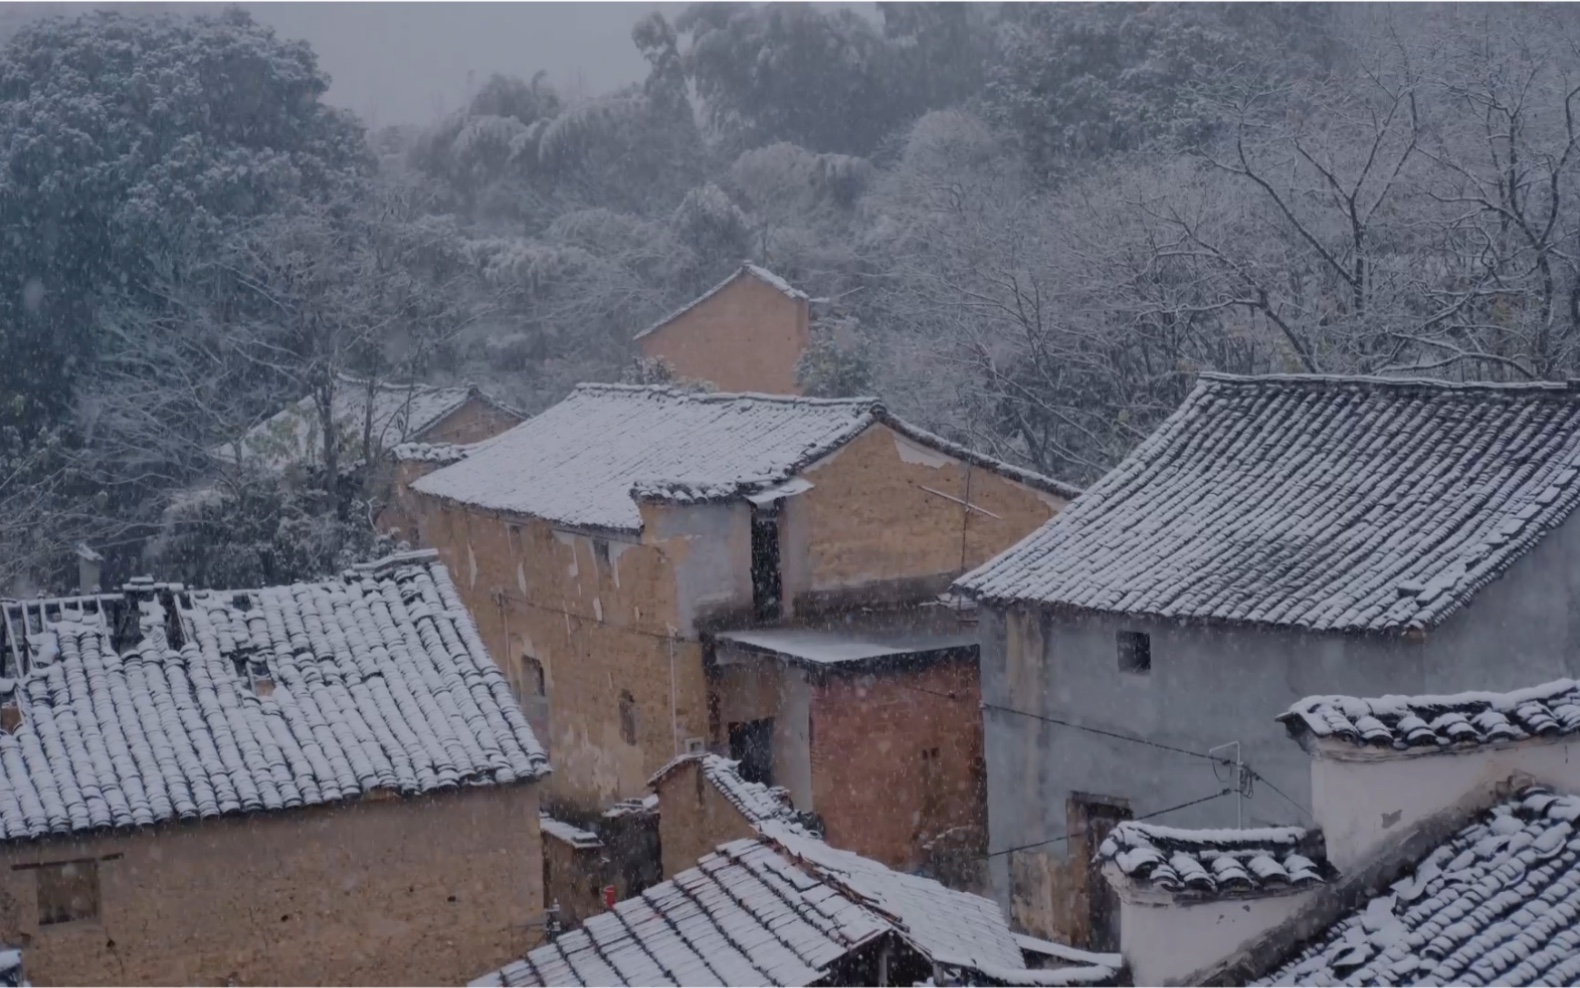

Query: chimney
left=75, top=543, right=103, bottom=595
left=1279, top=681, right=1580, bottom=872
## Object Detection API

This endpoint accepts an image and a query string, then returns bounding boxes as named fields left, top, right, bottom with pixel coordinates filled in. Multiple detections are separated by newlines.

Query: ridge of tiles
left=0, top=553, right=547, bottom=842
left=1281, top=679, right=1580, bottom=751
left=957, top=374, right=1580, bottom=632
left=1098, top=820, right=1331, bottom=899
left=1259, top=787, right=1580, bottom=986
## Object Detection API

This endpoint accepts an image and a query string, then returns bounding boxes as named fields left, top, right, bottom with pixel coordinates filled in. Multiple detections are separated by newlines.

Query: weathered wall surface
left=541, top=833, right=606, bottom=931
left=652, top=761, right=759, bottom=879
left=809, top=657, right=986, bottom=874
left=982, top=514, right=1580, bottom=942
left=790, top=425, right=1064, bottom=611
left=420, top=397, right=521, bottom=446
left=0, top=785, right=541, bottom=987
left=638, top=275, right=809, bottom=395
left=408, top=493, right=721, bottom=812
left=709, top=660, right=814, bottom=812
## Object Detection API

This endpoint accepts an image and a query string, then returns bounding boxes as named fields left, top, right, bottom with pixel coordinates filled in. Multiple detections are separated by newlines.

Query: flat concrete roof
left=713, top=626, right=978, bottom=667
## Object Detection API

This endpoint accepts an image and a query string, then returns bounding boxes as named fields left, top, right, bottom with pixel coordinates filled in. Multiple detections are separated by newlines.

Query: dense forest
left=3, top=3, right=1579, bottom=592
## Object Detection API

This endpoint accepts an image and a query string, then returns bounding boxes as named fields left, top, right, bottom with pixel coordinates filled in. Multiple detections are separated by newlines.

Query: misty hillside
left=2, top=2, right=1578, bottom=593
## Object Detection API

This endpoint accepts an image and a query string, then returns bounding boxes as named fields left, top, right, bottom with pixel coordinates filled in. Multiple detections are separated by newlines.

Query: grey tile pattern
left=1099, top=821, right=1330, bottom=898
left=0, top=551, right=547, bottom=842
left=1281, top=680, right=1580, bottom=750
left=958, top=374, right=1580, bottom=632
left=472, top=823, right=1031, bottom=987
left=1260, top=788, right=1580, bottom=986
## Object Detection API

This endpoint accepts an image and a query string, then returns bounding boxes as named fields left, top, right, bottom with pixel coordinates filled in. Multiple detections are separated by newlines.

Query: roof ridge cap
left=572, top=381, right=878, bottom=408
left=1198, top=371, right=1579, bottom=393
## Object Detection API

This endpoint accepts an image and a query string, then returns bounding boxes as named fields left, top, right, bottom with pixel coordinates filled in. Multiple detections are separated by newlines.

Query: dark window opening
left=618, top=690, right=638, bottom=746
left=729, top=718, right=774, bottom=786
left=751, top=502, right=783, bottom=620
left=37, top=860, right=99, bottom=926
left=1069, top=795, right=1131, bottom=952
left=523, top=656, right=546, bottom=698
left=593, top=539, right=611, bottom=568
left=1117, top=630, right=1151, bottom=674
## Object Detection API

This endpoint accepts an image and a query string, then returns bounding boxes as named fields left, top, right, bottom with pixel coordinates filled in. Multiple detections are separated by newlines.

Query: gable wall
left=638, top=276, right=810, bottom=395
left=404, top=492, right=714, bottom=813
left=0, top=784, right=540, bottom=986
left=418, top=397, right=523, bottom=446
left=788, top=424, right=1065, bottom=613
left=981, top=512, right=1580, bottom=944
left=652, top=762, right=760, bottom=880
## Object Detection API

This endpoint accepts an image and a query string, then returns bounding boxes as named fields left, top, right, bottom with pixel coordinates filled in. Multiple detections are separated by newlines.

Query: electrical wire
left=985, top=788, right=1234, bottom=859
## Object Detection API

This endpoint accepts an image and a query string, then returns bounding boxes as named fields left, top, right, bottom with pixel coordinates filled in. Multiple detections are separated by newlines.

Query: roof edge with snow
left=633, top=262, right=810, bottom=342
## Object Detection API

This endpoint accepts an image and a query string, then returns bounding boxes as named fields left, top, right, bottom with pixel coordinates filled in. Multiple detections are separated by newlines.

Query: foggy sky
left=242, top=3, right=682, bottom=128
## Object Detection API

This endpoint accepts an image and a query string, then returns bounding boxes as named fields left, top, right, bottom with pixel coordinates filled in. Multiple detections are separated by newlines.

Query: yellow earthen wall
left=0, top=785, right=541, bottom=987
left=406, top=494, right=719, bottom=813
left=790, top=424, right=1066, bottom=606
left=420, top=398, right=523, bottom=446
left=638, top=275, right=810, bottom=395
left=652, top=762, right=759, bottom=879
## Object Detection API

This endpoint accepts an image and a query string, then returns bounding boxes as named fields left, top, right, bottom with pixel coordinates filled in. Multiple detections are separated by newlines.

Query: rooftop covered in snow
left=1254, top=786, right=1580, bottom=986
left=469, top=822, right=1070, bottom=987
left=649, top=752, right=800, bottom=827
left=958, top=373, right=1580, bottom=633
left=411, top=383, right=1077, bottom=534
left=634, top=262, right=809, bottom=342
left=0, top=550, right=547, bottom=842
left=1281, top=679, right=1580, bottom=752
left=1099, top=821, right=1331, bottom=900
left=216, top=375, right=519, bottom=472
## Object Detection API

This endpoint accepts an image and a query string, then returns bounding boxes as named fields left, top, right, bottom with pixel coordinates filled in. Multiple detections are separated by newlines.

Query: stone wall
left=0, top=784, right=541, bottom=986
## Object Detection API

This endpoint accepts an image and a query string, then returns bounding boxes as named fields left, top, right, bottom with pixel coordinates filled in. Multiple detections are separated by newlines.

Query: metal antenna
left=1209, top=741, right=1249, bottom=828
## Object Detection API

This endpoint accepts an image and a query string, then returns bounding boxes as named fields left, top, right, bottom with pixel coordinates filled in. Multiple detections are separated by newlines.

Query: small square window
left=37, top=860, right=99, bottom=926
left=1117, top=631, right=1151, bottom=674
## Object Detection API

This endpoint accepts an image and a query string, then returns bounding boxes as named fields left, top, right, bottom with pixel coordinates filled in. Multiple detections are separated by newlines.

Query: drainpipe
left=668, top=634, right=680, bottom=756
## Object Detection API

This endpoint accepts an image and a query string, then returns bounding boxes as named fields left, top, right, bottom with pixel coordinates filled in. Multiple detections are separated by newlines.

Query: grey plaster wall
left=980, top=514, right=1580, bottom=918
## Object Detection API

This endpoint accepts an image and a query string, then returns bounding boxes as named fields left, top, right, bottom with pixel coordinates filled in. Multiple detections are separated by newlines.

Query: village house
left=217, top=374, right=522, bottom=477
left=957, top=373, right=1580, bottom=948
left=471, top=819, right=1122, bottom=988
left=633, top=262, right=813, bottom=395
left=1097, top=678, right=1580, bottom=986
left=397, top=382, right=1074, bottom=865
left=647, top=752, right=812, bottom=880
left=0, top=550, right=549, bottom=985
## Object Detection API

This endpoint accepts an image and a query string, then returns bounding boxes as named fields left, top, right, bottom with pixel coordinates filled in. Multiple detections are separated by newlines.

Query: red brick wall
left=809, top=658, right=985, bottom=875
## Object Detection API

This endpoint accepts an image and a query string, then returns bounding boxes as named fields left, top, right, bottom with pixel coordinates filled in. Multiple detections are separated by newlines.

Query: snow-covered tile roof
left=412, top=383, right=1075, bottom=533
left=1258, top=787, right=1580, bottom=986
left=634, top=262, right=809, bottom=342
left=539, top=812, right=603, bottom=849
left=1281, top=679, right=1580, bottom=751
left=0, top=551, right=547, bottom=843
left=1098, top=821, right=1331, bottom=899
left=957, top=373, right=1580, bottom=632
left=217, top=376, right=516, bottom=472
left=0, top=945, right=21, bottom=988
left=649, top=753, right=798, bottom=825
left=473, top=823, right=1029, bottom=987
left=391, top=441, right=473, bottom=465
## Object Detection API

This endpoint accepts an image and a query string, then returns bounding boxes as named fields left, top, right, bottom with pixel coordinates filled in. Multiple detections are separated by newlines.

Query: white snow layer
left=0, top=551, right=547, bottom=842
left=958, top=374, right=1580, bottom=632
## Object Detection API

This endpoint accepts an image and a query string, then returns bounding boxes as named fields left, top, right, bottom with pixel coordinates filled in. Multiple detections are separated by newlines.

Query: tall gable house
left=1096, top=679, right=1580, bottom=987
left=0, top=551, right=549, bottom=985
left=634, top=263, right=812, bottom=395
left=400, top=383, right=1076, bottom=883
left=957, top=373, right=1580, bottom=949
